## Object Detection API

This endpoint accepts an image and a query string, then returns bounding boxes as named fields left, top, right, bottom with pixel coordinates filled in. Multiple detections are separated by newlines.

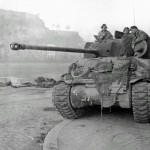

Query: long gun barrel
left=10, top=42, right=98, bottom=55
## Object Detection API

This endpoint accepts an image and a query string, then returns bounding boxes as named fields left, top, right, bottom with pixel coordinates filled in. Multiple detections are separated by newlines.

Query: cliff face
left=0, top=9, right=85, bottom=59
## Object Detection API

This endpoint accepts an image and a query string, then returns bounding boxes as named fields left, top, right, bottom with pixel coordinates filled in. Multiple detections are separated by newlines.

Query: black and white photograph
left=0, top=0, right=150, bottom=149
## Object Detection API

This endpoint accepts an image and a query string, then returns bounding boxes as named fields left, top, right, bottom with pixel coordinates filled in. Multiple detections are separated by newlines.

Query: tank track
left=52, top=82, right=85, bottom=119
left=132, top=82, right=150, bottom=123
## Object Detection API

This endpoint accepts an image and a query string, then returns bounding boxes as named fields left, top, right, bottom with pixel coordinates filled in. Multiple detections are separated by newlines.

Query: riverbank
left=0, top=62, right=70, bottom=79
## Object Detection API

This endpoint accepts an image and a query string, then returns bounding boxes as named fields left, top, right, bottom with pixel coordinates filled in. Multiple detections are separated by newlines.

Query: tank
left=10, top=39, right=150, bottom=123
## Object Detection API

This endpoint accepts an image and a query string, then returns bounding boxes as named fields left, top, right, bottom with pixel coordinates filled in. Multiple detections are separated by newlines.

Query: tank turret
left=10, top=40, right=124, bottom=58
left=10, top=36, right=150, bottom=58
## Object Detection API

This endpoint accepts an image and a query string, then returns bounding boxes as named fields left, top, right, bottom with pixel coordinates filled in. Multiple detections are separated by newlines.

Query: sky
left=0, top=0, right=150, bottom=41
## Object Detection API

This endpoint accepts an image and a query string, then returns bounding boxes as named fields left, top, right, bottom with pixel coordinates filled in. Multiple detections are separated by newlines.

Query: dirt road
left=0, top=87, right=63, bottom=150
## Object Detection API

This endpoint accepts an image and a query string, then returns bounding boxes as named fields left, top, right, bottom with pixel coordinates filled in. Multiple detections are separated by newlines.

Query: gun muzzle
left=10, top=42, right=25, bottom=50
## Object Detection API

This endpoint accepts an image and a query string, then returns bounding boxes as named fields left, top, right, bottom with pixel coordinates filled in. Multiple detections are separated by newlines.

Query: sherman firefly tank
left=10, top=38, right=150, bottom=123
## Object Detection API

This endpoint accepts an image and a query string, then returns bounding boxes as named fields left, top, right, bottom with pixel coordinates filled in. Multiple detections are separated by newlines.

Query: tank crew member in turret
left=122, top=27, right=130, bottom=37
left=120, top=27, right=134, bottom=56
left=130, top=26, right=149, bottom=50
left=97, top=24, right=113, bottom=42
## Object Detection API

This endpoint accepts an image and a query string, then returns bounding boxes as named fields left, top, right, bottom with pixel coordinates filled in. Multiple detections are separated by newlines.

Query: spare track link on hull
left=132, top=82, right=150, bottom=123
left=52, top=82, right=85, bottom=119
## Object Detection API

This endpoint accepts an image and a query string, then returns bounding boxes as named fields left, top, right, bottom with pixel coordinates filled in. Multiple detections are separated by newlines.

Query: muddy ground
left=0, top=87, right=63, bottom=150
left=0, top=62, right=70, bottom=150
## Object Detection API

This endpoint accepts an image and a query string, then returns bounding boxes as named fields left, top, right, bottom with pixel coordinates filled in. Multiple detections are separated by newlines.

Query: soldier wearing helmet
left=120, top=27, right=134, bottom=56
left=97, top=24, right=113, bottom=42
left=130, top=26, right=149, bottom=49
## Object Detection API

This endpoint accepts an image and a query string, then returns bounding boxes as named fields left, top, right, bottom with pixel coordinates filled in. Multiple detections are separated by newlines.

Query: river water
left=0, top=62, right=69, bottom=80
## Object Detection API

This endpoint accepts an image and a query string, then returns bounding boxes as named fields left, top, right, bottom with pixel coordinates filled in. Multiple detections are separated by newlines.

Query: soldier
left=130, top=26, right=149, bottom=49
left=120, top=27, right=134, bottom=56
left=123, top=27, right=130, bottom=36
left=96, top=24, right=113, bottom=42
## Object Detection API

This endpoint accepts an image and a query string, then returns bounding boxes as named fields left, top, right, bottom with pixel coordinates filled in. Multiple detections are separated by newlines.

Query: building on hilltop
left=0, top=9, right=85, bottom=62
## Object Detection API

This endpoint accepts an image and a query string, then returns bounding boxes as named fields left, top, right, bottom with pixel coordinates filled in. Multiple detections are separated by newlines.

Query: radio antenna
left=132, top=0, right=136, bottom=25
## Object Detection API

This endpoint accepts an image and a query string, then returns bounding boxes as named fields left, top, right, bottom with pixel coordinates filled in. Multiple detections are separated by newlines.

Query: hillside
left=0, top=9, right=85, bottom=60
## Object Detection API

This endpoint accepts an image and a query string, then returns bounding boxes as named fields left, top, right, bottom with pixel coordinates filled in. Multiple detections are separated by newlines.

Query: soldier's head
left=123, top=27, right=129, bottom=34
left=130, top=26, right=138, bottom=34
left=101, top=24, right=107, bottom=31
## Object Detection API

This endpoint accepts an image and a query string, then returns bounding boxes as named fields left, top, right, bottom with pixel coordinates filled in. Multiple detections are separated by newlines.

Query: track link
left=132, top=82, right=150, bottom=123
left=52, top=82, right=85, bottom=119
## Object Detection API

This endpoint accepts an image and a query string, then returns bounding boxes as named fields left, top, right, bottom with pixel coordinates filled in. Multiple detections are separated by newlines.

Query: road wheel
left=52, top=82, right=85, bottom=119
left=132, top=82, right=150, bottom=123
